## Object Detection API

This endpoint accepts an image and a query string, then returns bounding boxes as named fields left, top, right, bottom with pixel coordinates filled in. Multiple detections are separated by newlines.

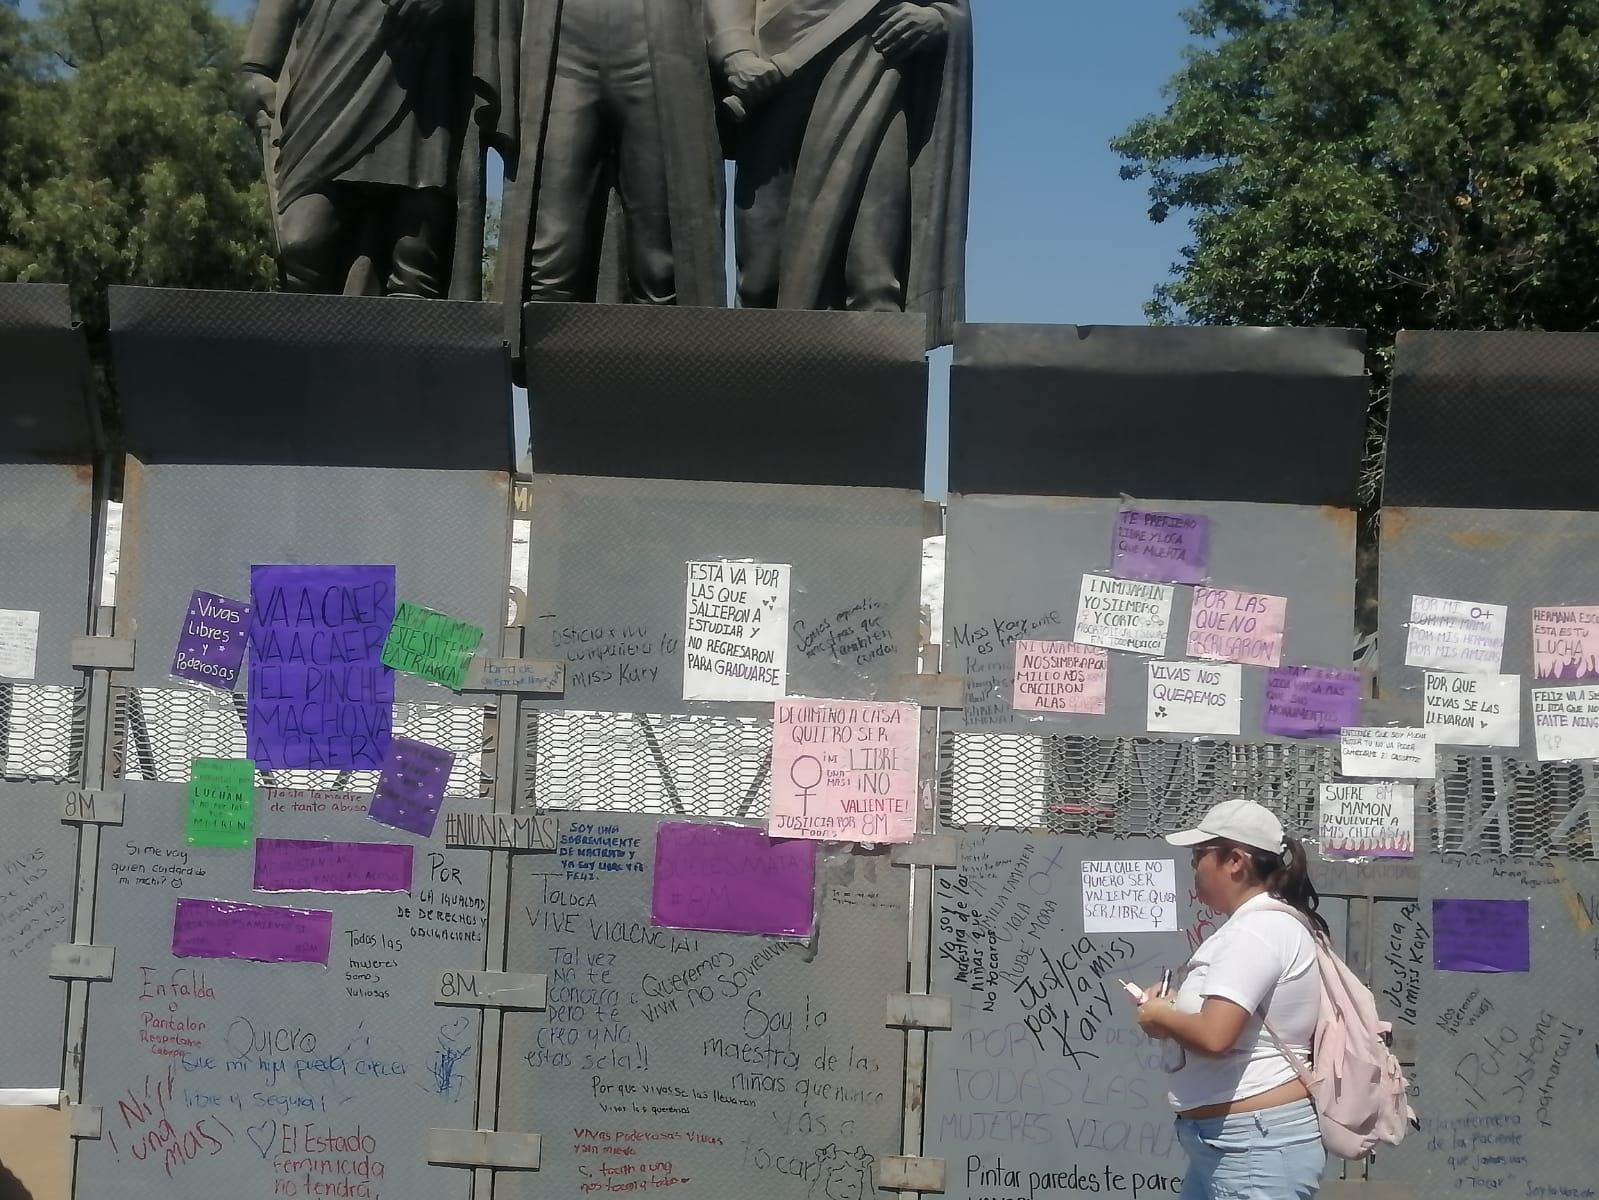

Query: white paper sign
left=1531, top=685, right=1599, bottom=761
left=1318, top=782, right=1414, bottom=858
left=0, top=609, right=39, bottom=680
left=1073, top=574, right=1173, bottom=655
left=1340, top=727, right=1436, bottom=778
left=1081, top=858, right=1178, bottom=933
left=1404, top=595, right=1507, bottom=674
left=1147, top=661, right=1241, bottom=735
left=1423, top=672, right=1520, bottom=746
left=683, top=561, right=790, bottom=701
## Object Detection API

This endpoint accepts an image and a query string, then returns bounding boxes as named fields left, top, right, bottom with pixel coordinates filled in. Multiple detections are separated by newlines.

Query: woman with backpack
left=1130, top=799, right=1327, bottom=1200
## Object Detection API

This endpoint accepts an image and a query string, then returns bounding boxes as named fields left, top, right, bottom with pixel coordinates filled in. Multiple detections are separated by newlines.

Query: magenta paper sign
left=171, top=898, right=333, bottom=964
left=171, top=590, right=250, bottom=690
left=253, top=839, right=414, bottom=893
left=1264, top=665, right=1361, bottom=738
left=1187, top=588, right=1287, bottom=667
left=368, top=737, right=453, bottom=836
left=769, top=699, right=918, bottom=842
left=1432, top=899, right=1530, bottom=973
left=1113, top=510, right=1210, bottom=585
left=652, top=822, right=816, bottom=937
left=247, top=564, right=395, bottom=770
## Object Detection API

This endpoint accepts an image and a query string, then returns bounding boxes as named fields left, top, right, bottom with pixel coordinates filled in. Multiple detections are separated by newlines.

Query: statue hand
left=237, top=69, right=277, bottom=126
left=871, top=2, right=948, bottom=63
left=723, top=49, right=782, bottom=103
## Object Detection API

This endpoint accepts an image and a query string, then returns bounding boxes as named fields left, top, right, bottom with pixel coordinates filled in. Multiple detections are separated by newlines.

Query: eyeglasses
left=1190, top=845, right=1221, bottom=865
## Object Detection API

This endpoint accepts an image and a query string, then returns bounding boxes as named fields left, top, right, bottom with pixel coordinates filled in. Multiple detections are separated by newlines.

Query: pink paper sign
left=1533, top=606, right=1599, bottom=680
left=171, top=898, right=333, bottom=964
left=652, top=823, right=816, bottom=937
left=253, top=839, right=414, bottom=893
left=769, top=699, right=918, bottom=842
left=1186, top=588, right=1287, bottom=667
left=1012, top=640, right=1108, bottom=714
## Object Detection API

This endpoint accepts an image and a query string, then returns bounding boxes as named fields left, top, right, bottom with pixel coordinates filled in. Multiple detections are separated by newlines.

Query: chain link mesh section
left=1431, top=752, right=1599, bottom=860
left=521, top=709, right=772, bottom=816
left=0, top=684, right=85, bottom=782
left=940, top=732, right=1338, bottom=835
left=111, top=687, right=496, bottom=797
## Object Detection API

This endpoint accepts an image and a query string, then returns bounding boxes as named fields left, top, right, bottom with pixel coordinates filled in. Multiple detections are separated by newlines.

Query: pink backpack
left=1256, top=900, right=1417, bottom=1160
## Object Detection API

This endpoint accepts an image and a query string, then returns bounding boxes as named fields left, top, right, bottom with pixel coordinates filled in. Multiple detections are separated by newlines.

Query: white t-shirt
left=1164, top=892, right=1321, bottom=1111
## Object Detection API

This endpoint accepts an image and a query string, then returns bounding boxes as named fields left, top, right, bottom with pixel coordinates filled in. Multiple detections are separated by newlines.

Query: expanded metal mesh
left=0, top=684, right=84, bottom=782
left=111, top=687, right=496, bottom=797
left=940, top=731, right=1337, bottom=835
left=520, top=708, right=772, bottom=816
left=1431, top=752, right=1599, bottom=860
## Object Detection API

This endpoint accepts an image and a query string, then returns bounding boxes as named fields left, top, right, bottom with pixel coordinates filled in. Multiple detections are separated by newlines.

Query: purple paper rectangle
left=247, top=565, right=395, bottom=771
left=171, top=898, right=333, bottom=964
left=651, top=822, right=816, bottom=937
left=1113, top=509, right=1211, bottom=585
left=253, top=838, right=414, bottom=893
left=172, top=590, right=250, bottom=690
left=1432, top=899, right=1530, bottom=973
left=1264, top=665, right=1362, bottom=738
left=368, top=737, right=453, bottom=837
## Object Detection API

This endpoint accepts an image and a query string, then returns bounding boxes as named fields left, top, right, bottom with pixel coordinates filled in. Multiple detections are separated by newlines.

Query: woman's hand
left=1135, top=992, right=1176, bottom=1040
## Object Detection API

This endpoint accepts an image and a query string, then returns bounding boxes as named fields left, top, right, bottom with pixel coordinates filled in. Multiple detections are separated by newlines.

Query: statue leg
left=733, top=79, right=812, bottom=309
left=385, top=188, right=455, bottom=299
left=611, top=45, right=674, bottom=303
left=844, top=101, right=910, bottom=313
left=525, top=10, right=611, bottom=302
left=277, top=190, right=352, bottom=293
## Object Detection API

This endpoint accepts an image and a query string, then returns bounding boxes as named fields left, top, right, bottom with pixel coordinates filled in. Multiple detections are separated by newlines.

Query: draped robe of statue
left=707, top=0, right=971, bottom=348
left=243, top=0, right=518, bottom=298
left=496, top=0, right=728, bottom=364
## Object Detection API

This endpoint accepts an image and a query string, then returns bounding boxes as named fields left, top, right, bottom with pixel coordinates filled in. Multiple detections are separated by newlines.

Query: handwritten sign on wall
left=368, top=737, right=453, bottom=837
left=252, top=838, right=413, bottom=892
left=1403, top=595, right=1507, bottom=674
left=380, top=600, right=484, bottom=690
left=1263, top=665, right=1361, bottom=738
left=769, top=699, right=918, bottom=842
left=1147, top=661, right=1241, bottom=735
left=185, top=757, right=255, bottom=848
left=0, top=608, right=39, bottom=680
left=683, top=560, right=790, bottom=701
left=247, top=564, right=395, bottom=770
left=1432, top=899, right=1530, bottom=973
left=1185, top=588, right=1287, bottom=667
left=651, top=822, right=815, bottom=937
left=1318, top=782, right=1414, bottom=858
left=171, top=898, right=333, bottom=964
left=1531, top=685, right=1599, bottom=760
left=1080, top=858, right=1178, bottom=933
left=171, top=590, right=249, bottom=690
left=1423, top=672, right=1520, bottom=746
left=1011, top=640, right=1108, bottom=715
left=1073, top=574, right=1173, bottom=655
left=1340, top=727, right=1436, bottom=778
left=1113, top=509, right=1210, bottom=585
left=1532, top=605, right=1599, bottom=680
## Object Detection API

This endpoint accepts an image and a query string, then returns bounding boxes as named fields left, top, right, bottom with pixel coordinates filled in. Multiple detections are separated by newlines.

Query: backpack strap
left=1245, top=898, right=1322, bottom=1092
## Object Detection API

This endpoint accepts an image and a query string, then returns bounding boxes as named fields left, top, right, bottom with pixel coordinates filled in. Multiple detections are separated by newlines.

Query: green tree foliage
left=1113, top=0, right=1599, bottom=343
left=0, top=0, right=273, bottom=330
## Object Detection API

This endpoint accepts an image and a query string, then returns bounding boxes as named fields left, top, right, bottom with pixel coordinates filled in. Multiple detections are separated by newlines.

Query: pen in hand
left=1160, top=968, right=1172, bottom=998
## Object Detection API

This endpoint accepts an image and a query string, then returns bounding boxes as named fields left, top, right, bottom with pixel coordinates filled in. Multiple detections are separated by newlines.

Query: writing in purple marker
left=1113, top=509, right=1210, bottom=586
left=368, top=737, right=454, bottom=837
left=1264, top=665, right=1361, bottom=738
left=171, top=898, right=333, bottom=965
left=253, top=839, right=414, bottom=893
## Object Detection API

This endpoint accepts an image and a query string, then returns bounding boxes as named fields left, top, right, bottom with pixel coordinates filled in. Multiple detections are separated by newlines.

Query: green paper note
left=380, top=600, right=484, bottom=690
left=187, top=757, right=255, bottom=848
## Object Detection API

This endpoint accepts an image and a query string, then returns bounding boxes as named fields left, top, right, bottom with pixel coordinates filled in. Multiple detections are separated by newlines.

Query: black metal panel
left=522, top=303, right=928, bottom=489
left=0, top=283, right=97, bottom=461
left=1388, top=329, right=1599, bottom=510
left=948, top=323, right=1368, bottom=504
left=109, top=286, right=512, bottom=470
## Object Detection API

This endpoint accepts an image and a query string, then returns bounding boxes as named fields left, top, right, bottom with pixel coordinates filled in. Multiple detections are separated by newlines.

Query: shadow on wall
left=0, top=1161, right=35, bottom=1200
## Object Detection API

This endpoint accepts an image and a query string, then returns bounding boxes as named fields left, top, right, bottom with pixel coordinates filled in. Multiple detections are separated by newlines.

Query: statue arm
left=704, top=0, right=758, bottom=63
left=240, top=0, right=300, bottom=75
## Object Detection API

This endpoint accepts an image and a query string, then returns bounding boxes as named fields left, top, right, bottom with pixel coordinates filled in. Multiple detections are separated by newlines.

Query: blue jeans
left=1176, top=1098, right=1325, bottom=1200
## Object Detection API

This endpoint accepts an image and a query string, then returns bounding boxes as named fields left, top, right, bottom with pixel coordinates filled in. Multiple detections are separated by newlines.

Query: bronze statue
left=239, top=0, right=513, bottom=298
left=495, top=0, right=727, bottom=324
left=709, top=0, right=972, bottom=348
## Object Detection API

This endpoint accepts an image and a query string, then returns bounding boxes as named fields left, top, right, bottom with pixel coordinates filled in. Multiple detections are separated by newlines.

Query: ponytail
left=1248, top=836, right=1329, bottom=939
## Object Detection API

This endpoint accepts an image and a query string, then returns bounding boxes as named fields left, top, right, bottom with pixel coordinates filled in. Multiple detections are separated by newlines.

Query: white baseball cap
left=1164, top=799, right=1287, bottom=857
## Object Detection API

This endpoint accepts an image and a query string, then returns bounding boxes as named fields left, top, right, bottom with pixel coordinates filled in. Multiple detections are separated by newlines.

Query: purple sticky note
left=1432, top=899, right=1530, bottom=973
left=247, top=565, right=395, bottom=771
left=253, top=838, right=413, bottom=893
left=171, top=898, right=333, bottom=964
left=172, top=590, right=250, bottom=690
left=368, top=737, right=453, bottom=837
left=652, top=822, right=816, bottom=937
left=1113, top=509, right=1211, bottom=585
left=1264, top=665, right=1362, bottom=738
